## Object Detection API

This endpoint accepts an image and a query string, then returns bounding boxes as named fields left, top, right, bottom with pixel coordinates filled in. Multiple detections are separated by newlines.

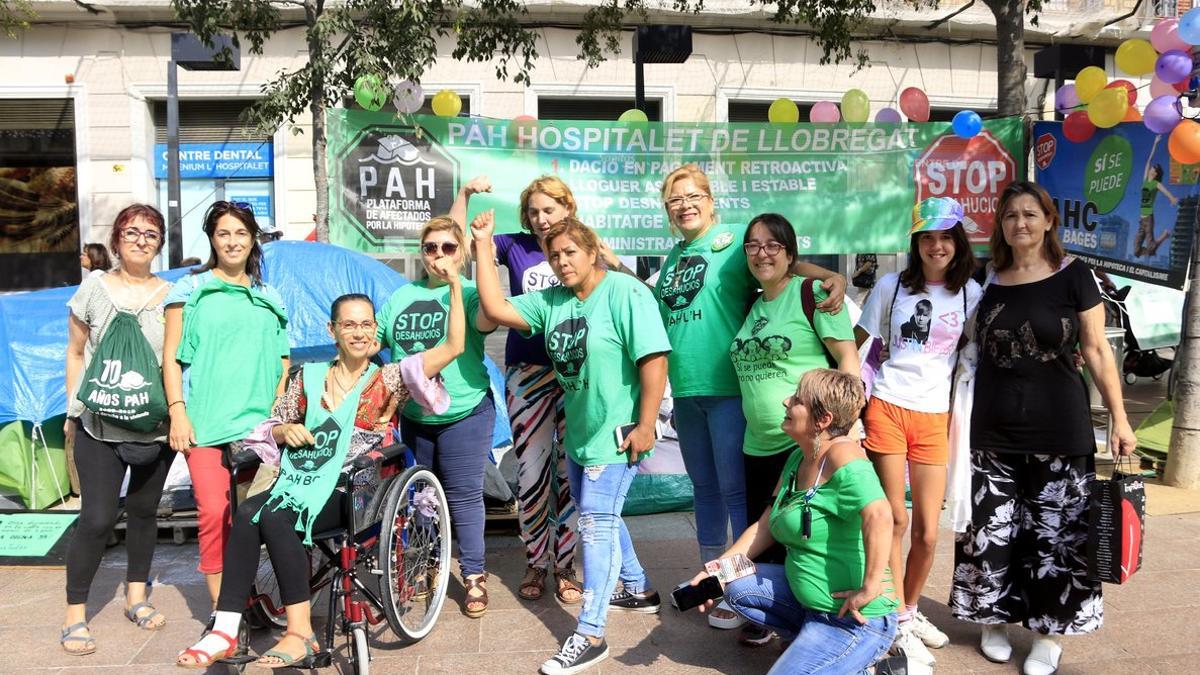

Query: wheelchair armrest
left=224, top=445, right=263, bottom=472
left=351, top=442, right=408, bottom=470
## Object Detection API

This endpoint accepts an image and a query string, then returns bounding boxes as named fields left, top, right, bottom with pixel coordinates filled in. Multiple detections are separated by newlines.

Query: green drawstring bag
left=77, top=311, right=167, bottom=433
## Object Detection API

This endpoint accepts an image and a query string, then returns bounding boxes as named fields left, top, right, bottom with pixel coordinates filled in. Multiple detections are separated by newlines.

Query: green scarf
left=255, top=360, right=377, bottom=545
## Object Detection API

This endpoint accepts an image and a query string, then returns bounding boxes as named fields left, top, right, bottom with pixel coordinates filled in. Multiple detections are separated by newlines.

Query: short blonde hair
left=797, top=369, right=865, bottom=436
left=660, top=163, right=713, bottom=202
left=519, top=175, right=578, bottom=234
left=419, top=215, right=471, bottom=263
left=540, top=216, right=601, bottom=258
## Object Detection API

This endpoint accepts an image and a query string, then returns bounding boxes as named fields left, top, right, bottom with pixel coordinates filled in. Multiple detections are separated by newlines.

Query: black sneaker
left=608, top=587, right=661, bottom=614
left=540, top=633, right=608, bottom=674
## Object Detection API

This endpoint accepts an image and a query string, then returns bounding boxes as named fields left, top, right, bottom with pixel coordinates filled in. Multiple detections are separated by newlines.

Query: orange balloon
left=1168, top=120, right=1200, bottom=164
left=1123, top=106, right=1143, bottom=122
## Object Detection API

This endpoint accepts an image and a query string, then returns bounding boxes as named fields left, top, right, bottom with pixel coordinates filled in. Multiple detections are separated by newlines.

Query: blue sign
left=227, top=194, right=272, bottom=221
left=154, top=141, right=273, bottom=179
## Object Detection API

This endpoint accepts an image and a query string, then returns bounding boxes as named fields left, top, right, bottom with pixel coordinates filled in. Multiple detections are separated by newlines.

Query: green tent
left=1135, top=399, right=1174, bottom=461
left=0, top=415, right=70, bottom=509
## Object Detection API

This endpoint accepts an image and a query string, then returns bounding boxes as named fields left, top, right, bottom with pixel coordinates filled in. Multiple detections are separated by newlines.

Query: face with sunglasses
left=420, top=228, right=466, bottom=284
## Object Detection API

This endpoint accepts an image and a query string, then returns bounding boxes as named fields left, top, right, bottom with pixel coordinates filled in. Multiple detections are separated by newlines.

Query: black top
left=971, top=258, right=1102, bottom=456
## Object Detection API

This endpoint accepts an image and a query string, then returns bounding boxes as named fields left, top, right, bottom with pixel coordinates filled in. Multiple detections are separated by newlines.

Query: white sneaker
left=1023, top=636, right=1062, bottom=675
left=980, top=624, right=1012, bottom=663
left=893, top=621, right=936, bottom=667
left=707, top=600, right=747, bottom=630
left=909, top=610, right=949, bottom=649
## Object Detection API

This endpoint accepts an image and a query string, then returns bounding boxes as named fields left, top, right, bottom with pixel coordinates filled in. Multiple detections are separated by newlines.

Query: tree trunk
left=1164, top=215, right=1200, bottom=489
left=986, top=0, right=1027, bottom=117
left=306, top=0, right=330, bottom=243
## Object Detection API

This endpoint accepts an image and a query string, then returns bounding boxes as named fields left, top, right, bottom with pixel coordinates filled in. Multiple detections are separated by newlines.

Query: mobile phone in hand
left=670, top=575, right=723, bottom=612
left=614, top=421, right=664, bottom=447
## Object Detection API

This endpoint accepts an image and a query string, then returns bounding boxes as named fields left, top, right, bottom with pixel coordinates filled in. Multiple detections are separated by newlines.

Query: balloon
left=1063, top=110, right=1096, bottom=143
left=1055, top=84, right=1082, bottom=114
left=841, top=89, right=870, bottom=123
left=1180, top=8, right=1200, bottom=45
left=899, top=87, right=930, bottom=122
left=767, top=98, right=799, bottom=124
left=809, top=100, right=841, bottom=123
left=1152, top=18, right=1191, bottom=53
left=1144, top=95, right=1183, bottom=134
left=431, top=89, right=462, bottom=117
left=1123, top=106, right=1143, bottom=122
left=1116, top=39, right=1157, bottom=76
left=875, top=107, right=902, bottom=123
left=391, top=79, right=423, bottom=114
left=1169, top=119, right=1200, bottom=164
left=618, top=108, right=648, bottom=123
left=1156, top=49, right=1194, bottom=84
left=507, top=115, right=537, bottom=146
left=1150, top=74, right=1186, bottom=98
left=951, top=110, right=983, bottom=138
left=1105, top=79, right=1138, bottom=107
left=1087, top=88, right=1128, bottom=129
left=353, top=74, right=388, bottom=112
left=1075, top=66, right=1108, bottom=104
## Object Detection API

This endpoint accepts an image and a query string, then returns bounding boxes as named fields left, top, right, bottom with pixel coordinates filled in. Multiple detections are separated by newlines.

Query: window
left=728, top=100, right=814, bottom=123
left=537, top=97, right=662, bottom=121
left=928, top=108, right=997, bottom=123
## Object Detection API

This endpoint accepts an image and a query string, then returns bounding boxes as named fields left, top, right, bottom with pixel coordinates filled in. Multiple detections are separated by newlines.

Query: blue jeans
left=567, top=458, right=645, bottom=638
left=725, top=563, right=897, bottom=675
left=673, top=396, right=748, bottom=562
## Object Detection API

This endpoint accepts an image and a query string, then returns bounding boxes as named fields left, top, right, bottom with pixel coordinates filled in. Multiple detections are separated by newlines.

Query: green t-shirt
left=769, top=451, right=898, bottom=618
left=175, top=278, right=290, bottom=446
left=730, top=276, right=854, bottom=456
left=655, top=222, right=757, bottom=398
left=376, top=278, right=490, bottom=424
left=1141, top=179, right=1159, bottom=215
left=511, top=272, right=672, bottom=466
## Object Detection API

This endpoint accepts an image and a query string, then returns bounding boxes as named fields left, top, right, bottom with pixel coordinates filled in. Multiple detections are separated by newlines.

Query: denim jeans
left=567, top=458, right=645, bottom=638
left=725, top=563, right=897, bottom=675
left=673, top=395, right=748, bottom=562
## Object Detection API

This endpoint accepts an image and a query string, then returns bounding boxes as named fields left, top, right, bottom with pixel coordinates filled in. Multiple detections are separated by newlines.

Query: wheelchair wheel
left=378, top=466, right=451, bottom=642
left=350, top=626, right=370, bottom=675
left=249, top=546, right=287, bottom=629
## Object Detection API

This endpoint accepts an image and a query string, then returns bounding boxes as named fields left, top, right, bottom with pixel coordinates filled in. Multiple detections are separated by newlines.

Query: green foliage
left=1, top=0, right=34, bottom=38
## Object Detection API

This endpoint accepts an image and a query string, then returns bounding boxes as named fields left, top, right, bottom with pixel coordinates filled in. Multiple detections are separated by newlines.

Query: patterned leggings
left=507, top=363, right=577, bottom=570
left=949, top=449, right=1103, bottom=635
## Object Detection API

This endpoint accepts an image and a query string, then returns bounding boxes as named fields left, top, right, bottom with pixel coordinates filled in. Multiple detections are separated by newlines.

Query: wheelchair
left=220, top=440, right=452, bottom=674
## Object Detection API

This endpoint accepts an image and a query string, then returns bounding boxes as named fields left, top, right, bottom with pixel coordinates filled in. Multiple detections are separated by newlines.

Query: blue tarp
left=0, top=241, right=511, bottom=447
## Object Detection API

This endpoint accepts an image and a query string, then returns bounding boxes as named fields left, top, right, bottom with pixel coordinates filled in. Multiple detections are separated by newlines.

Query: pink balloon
left=875, top=107, right=902, bottom=123
left=899, top=87, right=930, bottom=122
left=1152, top=18, right=1192, bottom=54
left=810, top=100, right=841, bottom=123
left=1151, top=74, right=1181, bottom=98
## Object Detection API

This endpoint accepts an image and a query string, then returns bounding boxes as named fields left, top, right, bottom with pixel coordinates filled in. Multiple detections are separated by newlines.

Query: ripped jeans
left=567, top=458, right=646, bottom=638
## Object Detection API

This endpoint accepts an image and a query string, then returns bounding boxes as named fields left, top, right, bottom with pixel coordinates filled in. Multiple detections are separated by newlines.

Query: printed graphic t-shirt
left=495, top=232, right=558, bottom=367
left=655, top=222, right=757, bottom=398
left=1141, top=179, right=1159, bottom=216
left=731, top=276, right=855, bottom=456
left=511, top=272, right=672, bottom=466
left=857, top=273, right=982, bottom=413
left=375, top=278, right=490, bottom=424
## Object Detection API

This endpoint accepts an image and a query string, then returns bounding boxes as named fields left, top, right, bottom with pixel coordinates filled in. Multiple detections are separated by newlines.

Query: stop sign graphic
left=914, top=130, right=1017, bottom=246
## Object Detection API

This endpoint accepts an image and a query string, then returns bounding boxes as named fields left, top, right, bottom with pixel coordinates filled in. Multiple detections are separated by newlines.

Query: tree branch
left=926, top=0, right=974, bottom=29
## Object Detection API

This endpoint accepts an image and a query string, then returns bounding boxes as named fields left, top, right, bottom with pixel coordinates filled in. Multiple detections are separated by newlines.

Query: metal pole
left=167, top=59, right=183, bottom=268
left=635, top=53, right=646, bottom=113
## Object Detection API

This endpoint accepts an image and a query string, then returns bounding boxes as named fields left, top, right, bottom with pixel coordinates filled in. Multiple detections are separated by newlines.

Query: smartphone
left=670, top=575, right=723, bottom=612
left=614, top=421, right=664, bottom=447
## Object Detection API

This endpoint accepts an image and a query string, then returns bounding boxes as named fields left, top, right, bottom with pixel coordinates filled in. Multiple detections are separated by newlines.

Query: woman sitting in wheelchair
left=176, top=256, right=466, bottom=669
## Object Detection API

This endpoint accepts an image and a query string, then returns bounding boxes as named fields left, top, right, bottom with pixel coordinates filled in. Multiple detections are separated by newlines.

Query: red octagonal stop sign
left=914, top=130, right=1017, bottom=247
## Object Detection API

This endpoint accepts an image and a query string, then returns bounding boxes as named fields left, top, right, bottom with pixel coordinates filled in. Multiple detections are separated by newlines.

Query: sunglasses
left=421, top=241, right=460, bottom=256
left=214, top=200, right=254, bottom=213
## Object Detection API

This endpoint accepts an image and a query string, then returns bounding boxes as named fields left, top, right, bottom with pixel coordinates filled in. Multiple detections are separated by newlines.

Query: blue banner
left=154, top=141, right=273, bottom=179
left=1034, top=122, right=1195, bottom=289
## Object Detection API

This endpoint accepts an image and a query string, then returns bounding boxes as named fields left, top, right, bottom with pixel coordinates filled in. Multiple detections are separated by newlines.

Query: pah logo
left=392, top=299, right=447, bottom=353
left=291, top=416, right=342, bottom=473
left=546, top=316, right=589, bottom=379
left=88, top=359, right=150, bottom=392
left=660, top=255, right=709, bottom=311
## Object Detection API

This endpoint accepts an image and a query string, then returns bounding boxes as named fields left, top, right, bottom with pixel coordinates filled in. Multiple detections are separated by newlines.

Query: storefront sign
left=154, top=142, right=273, bottom=179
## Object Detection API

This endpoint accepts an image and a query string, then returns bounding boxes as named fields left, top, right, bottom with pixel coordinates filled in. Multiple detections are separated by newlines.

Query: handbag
left=1087, top=457, right=1146, bottom=584
left=859, top=276, right=901, bottom=399
left=115, top=441, right=163, bottom=466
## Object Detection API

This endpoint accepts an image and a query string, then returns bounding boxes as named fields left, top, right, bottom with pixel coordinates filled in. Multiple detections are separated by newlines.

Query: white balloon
left=392, top=80, right=424, bottom=114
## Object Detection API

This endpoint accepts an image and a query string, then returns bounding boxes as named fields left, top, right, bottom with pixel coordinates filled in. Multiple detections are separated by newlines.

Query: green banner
left=327, top=111, right=1024, bottom=255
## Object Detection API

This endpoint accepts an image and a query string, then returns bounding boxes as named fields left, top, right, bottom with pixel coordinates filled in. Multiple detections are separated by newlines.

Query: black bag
left=115, top=441, right=163, bottom=466
left=1086, top=460, right=1146, bottom=584
left=799, top=277, right=838, bottom=369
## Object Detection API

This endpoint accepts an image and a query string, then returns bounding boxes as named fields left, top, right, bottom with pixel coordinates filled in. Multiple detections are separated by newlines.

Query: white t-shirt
left=857, top=272, right=982, bottom=413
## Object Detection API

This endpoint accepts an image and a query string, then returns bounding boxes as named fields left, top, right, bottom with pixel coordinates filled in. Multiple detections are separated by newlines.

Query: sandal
left=554, top=568, right=583, bottom=605
left=124, top=601, right=166, bottom=631
left=60, top=622, right=96, bottom=656
left=463, top=573, right=489, bottom=618
left=519, top=566, right=548, bottom=601
left=176, top=629, right=238, bottom=669
left=255, top=631, right=320, bottom=669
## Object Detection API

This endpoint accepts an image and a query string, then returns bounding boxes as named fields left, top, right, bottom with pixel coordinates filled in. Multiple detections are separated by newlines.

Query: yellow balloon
left=841, top=89, right=871, bottom=123
left=431, top=89, right=462, bottom=118
left=1075, top=66, right=1108, bottom=104
left=1087, top=87, right=1128, bottom=129
left=1115, top=39, right=1157, bottom=77
left=768, top=98, right=799, bottom=124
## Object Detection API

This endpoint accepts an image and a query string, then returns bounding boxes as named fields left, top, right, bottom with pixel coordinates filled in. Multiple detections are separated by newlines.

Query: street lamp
left=633, top=25, right=692, bottom=116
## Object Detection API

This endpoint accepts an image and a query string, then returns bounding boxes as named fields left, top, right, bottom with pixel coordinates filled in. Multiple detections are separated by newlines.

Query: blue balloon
left=1180, top=8, right=1200, bottom=45
left=952, top=110, right=983, bottom=138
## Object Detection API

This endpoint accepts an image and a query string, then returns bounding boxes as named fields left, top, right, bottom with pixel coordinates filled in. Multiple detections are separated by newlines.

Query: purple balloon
left=1145, top=94, right=1183, bottom=134
left=1055, top=84, right=1081, bottom=114
left=875, top=107, right=902, bottom=123
left=1156, top=49, right=1193, bottom=84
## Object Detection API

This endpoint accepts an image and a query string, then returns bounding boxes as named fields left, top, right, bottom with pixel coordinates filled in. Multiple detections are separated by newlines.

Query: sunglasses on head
left=421, top=241, right=460, bottom=256
left=214, top=200, right=254, bottom=213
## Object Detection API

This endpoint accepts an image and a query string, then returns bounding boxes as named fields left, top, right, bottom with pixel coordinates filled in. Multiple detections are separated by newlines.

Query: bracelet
left=168, top=401, right=185, bottom=408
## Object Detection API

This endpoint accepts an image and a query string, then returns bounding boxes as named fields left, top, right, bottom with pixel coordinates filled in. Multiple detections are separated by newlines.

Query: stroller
left=1103, top=284, right=1174, bottom=384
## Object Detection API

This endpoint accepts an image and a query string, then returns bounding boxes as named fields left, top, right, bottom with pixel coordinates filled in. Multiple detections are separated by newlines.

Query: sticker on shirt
left=730, top=333, right=793, bottom=382
left=894, top=300, right=959, bottom=355
left=285, top=416, right=341, bottom=480
left=521, top=261, right=561, bottom=294
left=546, top=316, right=589, bottom=388
left=712, top=231, right=734, bottom=252
left=659, top=254, right=709, bottom=315
left=391, top=299, right=446, bottom=353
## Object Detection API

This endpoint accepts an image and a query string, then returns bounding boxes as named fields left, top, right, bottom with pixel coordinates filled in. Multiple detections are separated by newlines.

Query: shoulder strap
left=881, top=275, right=901, bottom=350
left=800, top=278, right=838, bottom=368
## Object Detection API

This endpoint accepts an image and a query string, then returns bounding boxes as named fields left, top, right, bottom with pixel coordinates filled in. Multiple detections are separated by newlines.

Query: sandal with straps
left=124, top=601, right=166, bottom=631
left=60, top=622, right=96, bottom=656
left=554, top=568, right=583, bottom=605
left=518, top=566, right=548, bottom=601
left=256, top=631, right=320, bottom=670
left=463, top=573, right=489, bottom=618
left=176, top=629, right=238, bottom=669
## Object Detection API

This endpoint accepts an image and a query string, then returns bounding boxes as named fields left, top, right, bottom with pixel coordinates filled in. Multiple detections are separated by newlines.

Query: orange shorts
left=862, top=397, right=950, bottom=466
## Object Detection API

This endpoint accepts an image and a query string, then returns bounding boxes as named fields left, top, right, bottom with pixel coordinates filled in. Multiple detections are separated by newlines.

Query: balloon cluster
left=763, top=86, right=981, bottom=138
left=352, top=75, right=467, bottom=119
left=1055, top=13, right=1200, bottom=163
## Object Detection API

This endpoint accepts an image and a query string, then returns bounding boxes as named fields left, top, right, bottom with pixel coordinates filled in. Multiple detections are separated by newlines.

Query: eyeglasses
left=743, top=241, right=785, bottom=257
left=421, top=241, right=460, bottom=256
left=336, top=320, right=376, bottom=332
left=665, top=193, right=710, bottom=209
left=120, top=228, right=162, bottom=244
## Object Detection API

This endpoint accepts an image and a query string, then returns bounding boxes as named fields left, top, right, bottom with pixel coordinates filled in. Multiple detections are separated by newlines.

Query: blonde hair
left=519, top=175, right=578, bottom=234
left=420, top=215, right=472, bottom=263
left=660, top=163, right=716, bottom=236
left=797, top=369, right=866, bottom=436
left=540, top=217, right=601, bottom=258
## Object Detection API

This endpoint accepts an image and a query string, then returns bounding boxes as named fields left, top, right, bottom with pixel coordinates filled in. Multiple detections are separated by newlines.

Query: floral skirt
left=949, top=449, right=1103, bottom=635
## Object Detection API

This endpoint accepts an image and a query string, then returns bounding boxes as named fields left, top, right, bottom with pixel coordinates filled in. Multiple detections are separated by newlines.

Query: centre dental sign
left=154, top=142, right=273, bottom=179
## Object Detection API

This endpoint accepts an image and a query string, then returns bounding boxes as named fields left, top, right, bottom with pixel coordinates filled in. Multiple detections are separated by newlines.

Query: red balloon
left=1169, top=119, right=1200, bottom=164
left=1063, top=110, right=1096, bottom=142
left=899, top=87, right=930, bottom=122
left=1106, top=79, right=1138, bottom=107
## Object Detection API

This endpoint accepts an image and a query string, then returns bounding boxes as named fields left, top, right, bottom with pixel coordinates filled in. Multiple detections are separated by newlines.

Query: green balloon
left=618, top=108, right=649, bottom=123
left=354, top=74, right=387, bottom=112
left=1084, top=135, right=1133, bottom=215
left=841, top=89, right=871, bottom=123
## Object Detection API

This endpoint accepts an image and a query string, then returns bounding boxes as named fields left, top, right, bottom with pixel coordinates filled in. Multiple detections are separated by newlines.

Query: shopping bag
left=1086, top=462, right=1146, bottom=584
